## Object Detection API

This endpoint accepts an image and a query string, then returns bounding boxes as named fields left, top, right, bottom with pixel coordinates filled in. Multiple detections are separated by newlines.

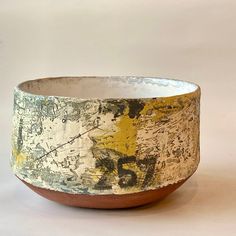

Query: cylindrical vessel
left=11, top=76, right=200, bottom=208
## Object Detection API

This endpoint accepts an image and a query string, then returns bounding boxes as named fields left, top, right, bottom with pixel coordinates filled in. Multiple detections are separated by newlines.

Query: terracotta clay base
left=20, top=178, right=187, bottom=209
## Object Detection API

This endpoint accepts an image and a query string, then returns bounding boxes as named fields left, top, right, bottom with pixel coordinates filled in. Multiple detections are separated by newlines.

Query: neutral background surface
left=0, top=1, right=236, bottom=235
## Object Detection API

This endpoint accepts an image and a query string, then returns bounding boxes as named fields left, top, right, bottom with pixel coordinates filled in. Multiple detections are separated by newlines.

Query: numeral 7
left=137, top=156, right=157, bottom=188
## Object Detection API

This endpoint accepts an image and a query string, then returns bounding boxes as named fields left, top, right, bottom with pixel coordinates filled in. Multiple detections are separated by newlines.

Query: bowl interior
left=18, top=76, right=198, bottom=99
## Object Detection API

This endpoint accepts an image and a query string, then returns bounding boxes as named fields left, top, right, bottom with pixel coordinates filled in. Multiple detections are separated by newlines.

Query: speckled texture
left=11, top=77, right=200, bottom=195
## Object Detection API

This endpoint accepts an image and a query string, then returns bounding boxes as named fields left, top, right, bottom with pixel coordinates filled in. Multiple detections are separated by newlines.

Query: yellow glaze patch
left=140, top=97, right=185, bottom=122
left=12, top=149, right=26, bottom=167
left=96, top=107, right=138, bottom=156
left=95, top=98, right=188, bottom=156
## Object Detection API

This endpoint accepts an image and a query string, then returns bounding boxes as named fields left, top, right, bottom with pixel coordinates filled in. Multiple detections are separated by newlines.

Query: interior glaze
left=18, top=76, right=198, bottom=99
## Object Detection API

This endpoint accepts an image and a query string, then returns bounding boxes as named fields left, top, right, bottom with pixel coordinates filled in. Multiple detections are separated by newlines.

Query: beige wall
left=0, top=1, right=236, bottom=235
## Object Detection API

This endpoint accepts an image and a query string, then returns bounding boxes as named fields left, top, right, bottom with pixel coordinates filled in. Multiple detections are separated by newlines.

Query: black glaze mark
left=104, top=101, right=126, bottom=118
left=114, top=103, right=126, bottom=118
left=127, top=100, right=145, bottom=119
left=17, top=118, right=24, bottom=152
left=98, top=103, right=102, bottom=114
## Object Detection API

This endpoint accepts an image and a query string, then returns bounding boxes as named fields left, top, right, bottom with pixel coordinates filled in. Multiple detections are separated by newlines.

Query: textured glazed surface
left=11, top=77, right=200, bottom=196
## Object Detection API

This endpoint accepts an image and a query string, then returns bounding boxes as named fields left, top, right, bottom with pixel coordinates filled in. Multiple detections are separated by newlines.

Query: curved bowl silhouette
left=11, top=76, right=200, bottom=208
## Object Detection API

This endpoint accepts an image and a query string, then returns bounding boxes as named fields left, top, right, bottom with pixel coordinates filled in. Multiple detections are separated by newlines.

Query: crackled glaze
left=11, top=77, right=200, bottom=195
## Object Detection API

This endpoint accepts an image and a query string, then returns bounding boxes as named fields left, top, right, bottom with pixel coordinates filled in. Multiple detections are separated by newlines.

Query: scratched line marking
left=36, top=125, right=99, bottom=160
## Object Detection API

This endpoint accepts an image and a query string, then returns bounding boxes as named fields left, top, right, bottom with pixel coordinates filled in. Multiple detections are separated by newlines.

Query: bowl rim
left=15, top=76, right=201, bottom=101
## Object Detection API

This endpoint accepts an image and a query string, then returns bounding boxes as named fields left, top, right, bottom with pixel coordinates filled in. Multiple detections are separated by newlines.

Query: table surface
left=0, top=1, right=236, bottom=235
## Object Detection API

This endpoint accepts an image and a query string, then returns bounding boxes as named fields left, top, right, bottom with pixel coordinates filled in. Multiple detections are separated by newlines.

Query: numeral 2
left=94, top=157, right=115, bottom=190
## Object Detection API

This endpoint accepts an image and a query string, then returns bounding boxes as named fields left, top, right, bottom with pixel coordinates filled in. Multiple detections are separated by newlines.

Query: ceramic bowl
left=11, top=76, right=200, bottom=208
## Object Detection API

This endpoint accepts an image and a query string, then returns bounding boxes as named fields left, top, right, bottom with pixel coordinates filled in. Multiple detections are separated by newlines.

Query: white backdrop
left=0, top=1, right=236, bottom=235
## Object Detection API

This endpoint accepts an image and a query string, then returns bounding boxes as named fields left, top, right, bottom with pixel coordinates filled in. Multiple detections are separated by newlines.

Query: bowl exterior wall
left=11, top=80, right=200, bottom=197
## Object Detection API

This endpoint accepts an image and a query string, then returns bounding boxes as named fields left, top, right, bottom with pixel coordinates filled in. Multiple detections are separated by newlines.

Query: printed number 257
left=94, top=156, right=156, bottom=190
